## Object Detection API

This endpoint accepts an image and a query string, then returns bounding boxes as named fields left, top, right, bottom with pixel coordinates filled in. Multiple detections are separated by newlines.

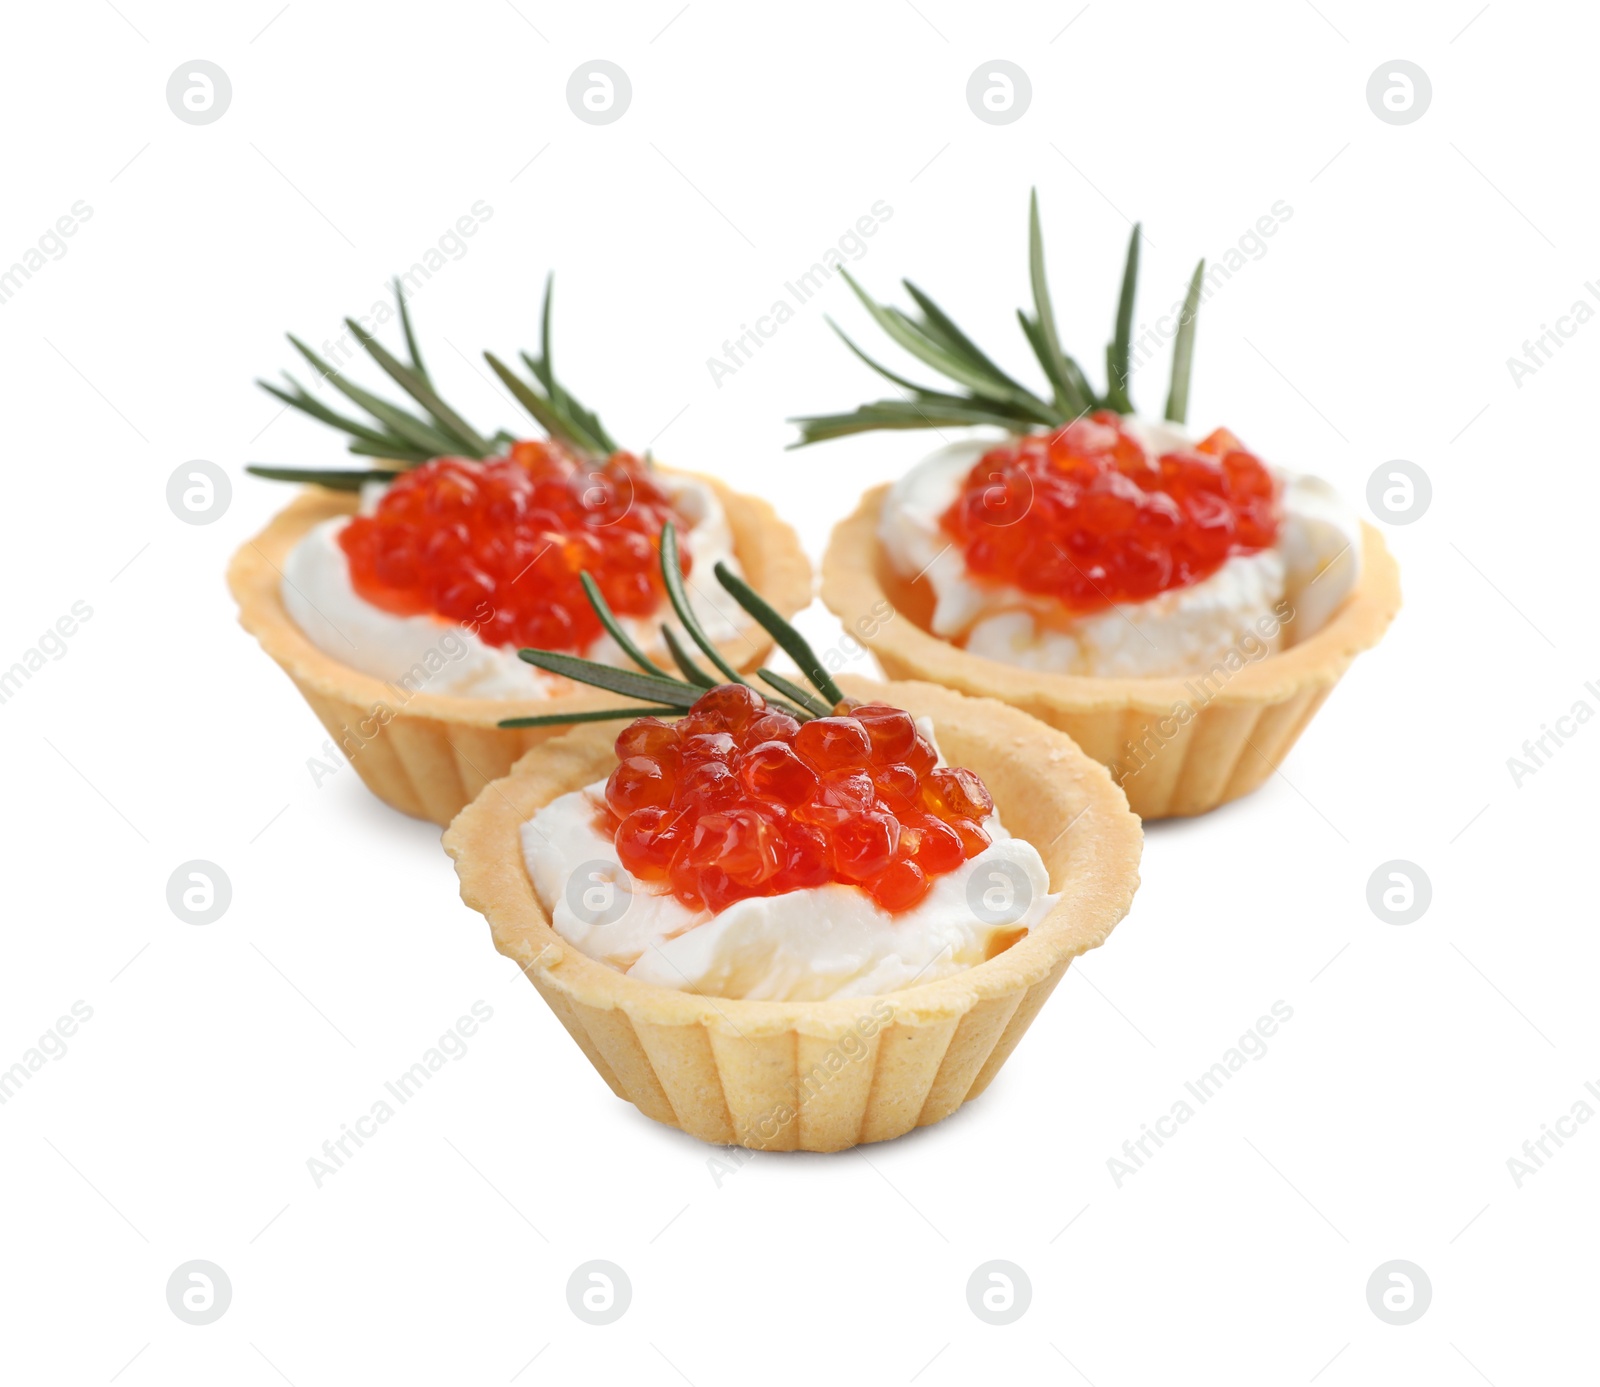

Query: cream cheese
left=877, top=418, right=1361, bottom=678
left=519, top=725, right=1058, bottom=1002
left=280, top=469, right=752, bottom=699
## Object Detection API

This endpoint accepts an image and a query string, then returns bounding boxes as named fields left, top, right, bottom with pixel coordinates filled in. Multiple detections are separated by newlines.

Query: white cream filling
left=520, top=723, right=1058, bottom=1002
left=877, top=417, right=1362, bottom=679
left=281, top=470, right=752, bottom=700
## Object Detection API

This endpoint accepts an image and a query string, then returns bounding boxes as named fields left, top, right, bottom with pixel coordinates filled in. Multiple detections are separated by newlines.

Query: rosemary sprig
left=659, top=524, right=748, bottom=688
left=756, top=669, right=833, bottom=720
left=711, top=561, right=845, bottom=707
left=780, top=398, right=1043, bottom=444
left=498, top=522, right=841, bottom=730
left=487, top=274, right=620, bottom=456
left=1165, top=258, right=1206, bottom=425
left=250, top=274, right=621, bottom=490
left=662, top=624, right=717, bottom=688
left=500, top=705, right=679, bottom=729
left=790, top=189, right=1207, bottom=446
left=242, top=465, right=403, bottom=493
left=1104, top=223, right=1141, bottom=415
left=514, top=652, right=703, bottom=708
left=342, top=317, right=496, bottom=458
left=838, top=267, right=1058, bottom=426
left=1023, top=187, right=1090, bottom=418
left=902, top=280, right=1033, bottom=398
left=578, top=572, right=670, bottom=678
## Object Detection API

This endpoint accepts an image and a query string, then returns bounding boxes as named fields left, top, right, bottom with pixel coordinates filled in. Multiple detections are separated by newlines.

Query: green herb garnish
left=248, top=274, right=619, bottom=489
left=790, top=188, right=1206, bottom=446
left=499, top=522, right=839, bottom=729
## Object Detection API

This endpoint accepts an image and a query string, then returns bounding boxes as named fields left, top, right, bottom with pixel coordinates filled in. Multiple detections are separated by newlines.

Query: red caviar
left=940, top=411, right=1280, bottom=612
left=338, top=440, right=688, bottom=654
left=606, top=685, right=994, bottom=915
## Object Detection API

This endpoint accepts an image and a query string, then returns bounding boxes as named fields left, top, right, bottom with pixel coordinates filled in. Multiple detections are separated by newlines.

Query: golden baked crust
left=227, top=470, right=813, bottom=824
left=821, top=484, right=1402, bottom=818
left=443, top=673, right=1143, bottom=1151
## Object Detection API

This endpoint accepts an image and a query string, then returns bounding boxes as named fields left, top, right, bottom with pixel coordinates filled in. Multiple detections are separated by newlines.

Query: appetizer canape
left=810, top=194, right=1400, bottom=818
left=228, top=280, right=810, bottom=824
left=444, top=532, right=1141, bottom=1150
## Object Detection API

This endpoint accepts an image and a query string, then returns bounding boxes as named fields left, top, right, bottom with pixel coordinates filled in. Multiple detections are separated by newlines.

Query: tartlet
left=230, top=476, right=809, bottom=824
left=444, top=672, right=1141, bottom=1151
left=227, top=280, right=810, bottom=825
left=799, top=192, right=1401, bottom=818
left=823, top=491, right=1399, bottom=820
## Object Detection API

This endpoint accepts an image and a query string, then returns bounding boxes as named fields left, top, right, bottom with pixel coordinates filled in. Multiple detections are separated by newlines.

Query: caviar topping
left=940, top=412, right=1279, bottom=612
left=338, top=442, right=688, bottom=654
left=479, top=524, right=1002, bottom=916
left=606, top=685, right=993, bottom=914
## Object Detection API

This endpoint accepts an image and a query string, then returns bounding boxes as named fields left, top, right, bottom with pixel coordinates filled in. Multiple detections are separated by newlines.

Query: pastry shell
left=227, top=471, right=812, bottom=826
left=821, top=485, right=1401, bottom=820
left=442, top=674, right=1142, bottom=1152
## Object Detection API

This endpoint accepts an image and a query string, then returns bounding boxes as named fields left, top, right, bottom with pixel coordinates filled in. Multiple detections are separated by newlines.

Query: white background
left=0, top=1, right=1593, bottom=1382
